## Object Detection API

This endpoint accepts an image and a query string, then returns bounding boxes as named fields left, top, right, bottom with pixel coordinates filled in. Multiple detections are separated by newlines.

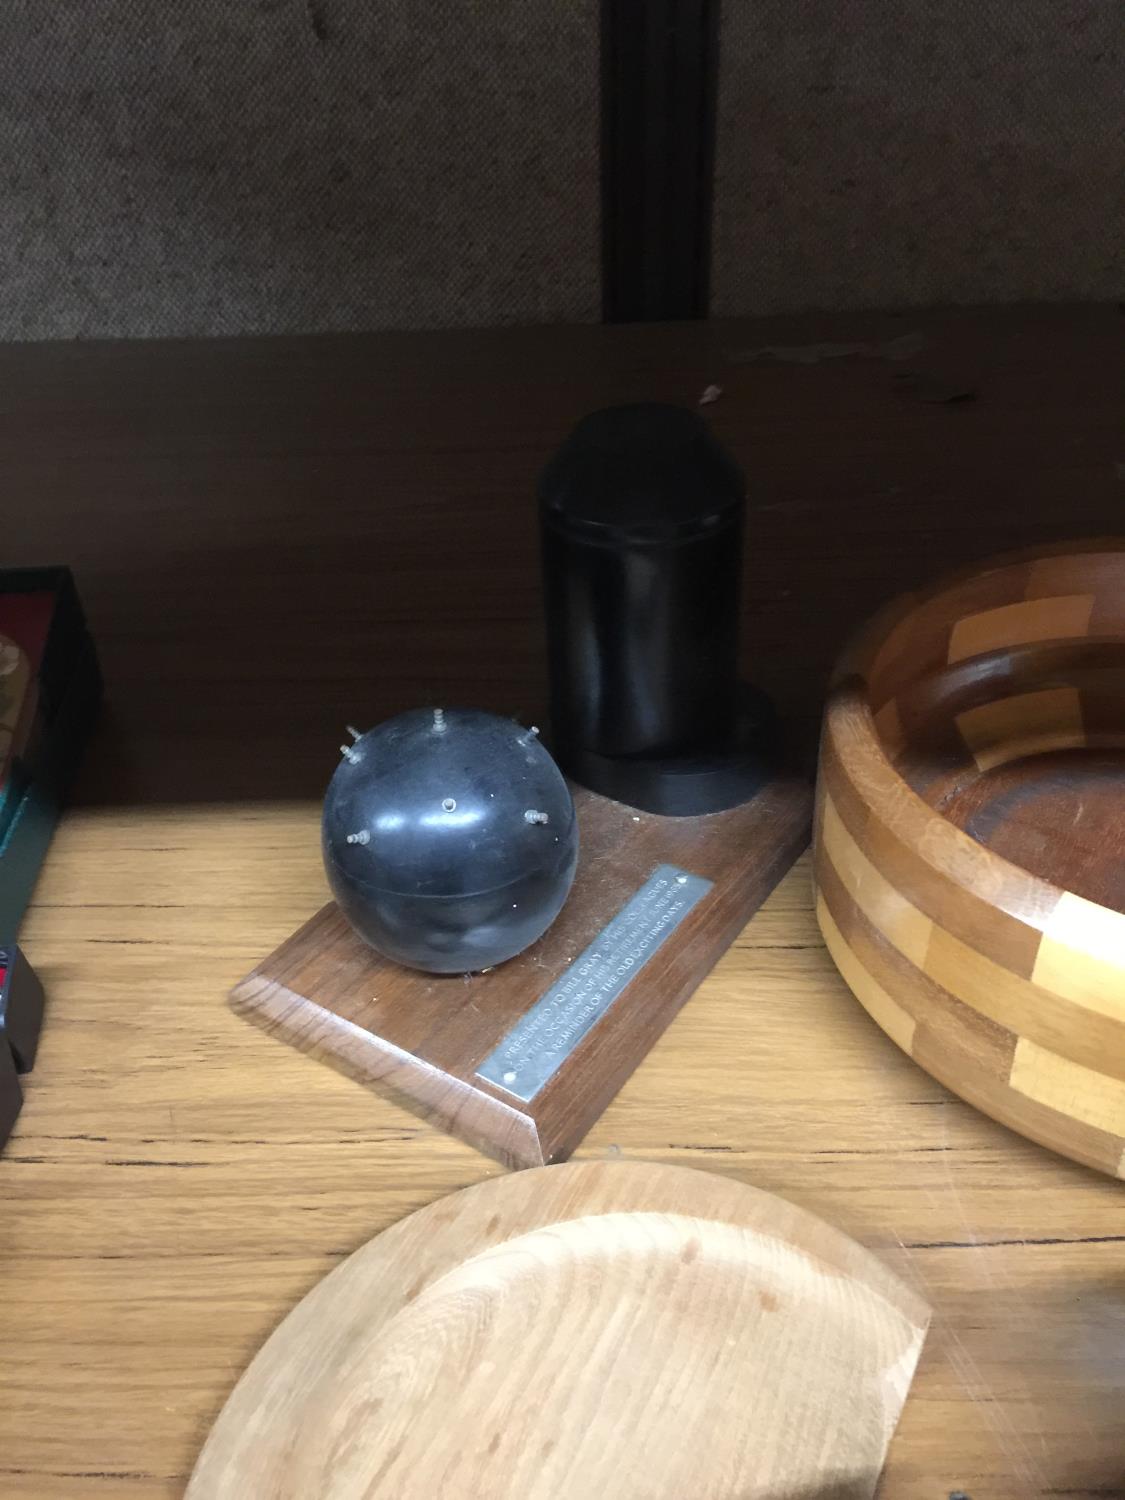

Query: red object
left=0, top=589, right=56, bottom=797
left=0, top=591, right=55, bottom=673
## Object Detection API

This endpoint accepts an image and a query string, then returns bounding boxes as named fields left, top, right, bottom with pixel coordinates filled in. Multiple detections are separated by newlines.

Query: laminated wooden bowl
left=815, top=541, right=1125, bottom=1179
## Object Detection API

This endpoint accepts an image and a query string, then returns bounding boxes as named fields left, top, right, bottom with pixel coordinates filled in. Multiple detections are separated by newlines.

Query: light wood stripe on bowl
left=947, top=595, right=1095, bottom=663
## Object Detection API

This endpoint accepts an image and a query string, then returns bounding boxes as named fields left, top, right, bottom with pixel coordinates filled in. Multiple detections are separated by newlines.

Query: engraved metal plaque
left=476, top=864, right=713, bottom=1102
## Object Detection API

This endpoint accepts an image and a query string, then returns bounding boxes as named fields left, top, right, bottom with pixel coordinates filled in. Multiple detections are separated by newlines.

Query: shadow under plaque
left=232, top=777, right=811, bottom=1169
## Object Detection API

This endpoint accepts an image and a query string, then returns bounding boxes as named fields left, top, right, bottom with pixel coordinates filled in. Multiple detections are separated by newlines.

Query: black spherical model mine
left=322, top=708, right=579, bottom=974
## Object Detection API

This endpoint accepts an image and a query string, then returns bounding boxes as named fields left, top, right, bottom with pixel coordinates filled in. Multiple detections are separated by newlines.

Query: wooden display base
left=232, top=778, right=812, bottom=1168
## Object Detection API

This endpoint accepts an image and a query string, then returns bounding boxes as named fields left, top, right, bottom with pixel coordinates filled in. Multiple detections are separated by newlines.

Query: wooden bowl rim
left=825, top=538, right=1125, bottom=932
left=833, top=536, right=1125, bottom=684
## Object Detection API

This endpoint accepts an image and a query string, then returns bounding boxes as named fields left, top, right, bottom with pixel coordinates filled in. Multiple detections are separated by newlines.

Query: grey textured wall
left=0, top=1, right=599, bottom=339
left=713, top=2, right=1125, bottom=315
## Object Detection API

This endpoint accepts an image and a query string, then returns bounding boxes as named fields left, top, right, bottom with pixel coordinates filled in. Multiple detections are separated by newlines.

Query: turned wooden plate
left=816, top=539, right=1125, bottom=1178
left=186, top=1162, right=929, bottom=1499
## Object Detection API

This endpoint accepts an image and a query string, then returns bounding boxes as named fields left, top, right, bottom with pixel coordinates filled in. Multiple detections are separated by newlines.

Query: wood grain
left=187, top=1161, right=930, bottom=1499
left=2, top=309, right=1125, bottom=1499
left=232, top=780, right=811, bottom=1168
left=816, top=545, right=1125, bottom=1177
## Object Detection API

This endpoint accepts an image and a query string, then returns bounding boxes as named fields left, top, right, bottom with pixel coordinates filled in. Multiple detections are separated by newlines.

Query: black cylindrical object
left=540, top=403, right=773, bottom=816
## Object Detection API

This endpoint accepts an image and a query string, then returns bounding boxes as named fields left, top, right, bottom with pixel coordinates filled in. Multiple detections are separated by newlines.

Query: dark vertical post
left=601, top=0, right=721, bottom=322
